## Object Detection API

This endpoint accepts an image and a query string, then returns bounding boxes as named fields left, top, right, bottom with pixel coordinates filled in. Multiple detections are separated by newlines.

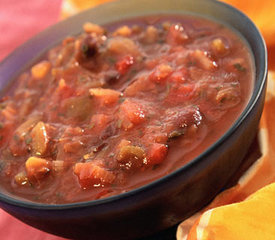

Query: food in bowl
left=0, top=15, right=254, bottom=204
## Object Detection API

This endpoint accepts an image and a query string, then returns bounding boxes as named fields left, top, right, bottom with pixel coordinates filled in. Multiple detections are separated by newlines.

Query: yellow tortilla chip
left=222, top=0, right=275, bottom=46
left=61, top=0, right=113, bottom=18
left=185, top=183, right=275, bottom=240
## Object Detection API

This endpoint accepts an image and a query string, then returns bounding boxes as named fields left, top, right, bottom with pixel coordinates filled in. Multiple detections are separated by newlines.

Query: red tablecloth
left=0, top=0, right=62, bottom=60
left=0, top=1, right=67, bottom=239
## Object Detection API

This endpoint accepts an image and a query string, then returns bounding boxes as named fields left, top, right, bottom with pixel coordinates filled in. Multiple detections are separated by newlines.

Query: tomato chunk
left=116, top=56, right=134, bottom=75
left=74, top=162, right=115, bottom=188
left=119, top=99, right=145, bottom=127
left=90, top=114, right=111, bottom=133
left=147, top=143, right=168, bottom=165
left=170, top=67, right=189, bottom=83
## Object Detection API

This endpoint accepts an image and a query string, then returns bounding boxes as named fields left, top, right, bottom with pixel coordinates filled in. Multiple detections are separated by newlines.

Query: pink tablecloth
left=0, top=1, right=67, bottom=239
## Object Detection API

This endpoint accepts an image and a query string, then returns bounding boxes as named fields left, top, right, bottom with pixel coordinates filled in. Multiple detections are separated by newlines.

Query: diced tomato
left=145, top=58, right=160, bottom=70
left=170, top=67, right=189, bottom=83
left=147, top=143, right=168, bottom=165
left=178, top=84, right=195, bottom=96
left=115, top=55, right=134, bottom=75
left=119, top=99, right=145, bottom=127
left=149, top=64, right=173, bottom=83
left=90, top=114, right=111, bottom=133
left=74, top=162, right=116, bottom=188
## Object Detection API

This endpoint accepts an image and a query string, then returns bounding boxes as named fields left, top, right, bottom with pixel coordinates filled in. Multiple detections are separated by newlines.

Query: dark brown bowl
left=0, top=0, right=267, bottom=239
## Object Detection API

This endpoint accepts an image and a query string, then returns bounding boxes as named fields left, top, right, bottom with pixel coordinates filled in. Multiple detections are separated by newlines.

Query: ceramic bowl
left=0, top=0, right=267, bottom=239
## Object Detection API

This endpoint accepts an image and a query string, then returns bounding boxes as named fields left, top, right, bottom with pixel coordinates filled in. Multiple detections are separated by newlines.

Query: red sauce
left=0, top=16, right=254, bottom=203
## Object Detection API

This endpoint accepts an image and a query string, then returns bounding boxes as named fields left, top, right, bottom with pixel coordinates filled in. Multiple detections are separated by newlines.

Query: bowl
left=0, top=0, right=267, bottom=239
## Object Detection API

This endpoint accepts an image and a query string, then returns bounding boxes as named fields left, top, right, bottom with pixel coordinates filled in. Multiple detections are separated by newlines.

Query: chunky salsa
left=0, top=16, right=254, bottom=203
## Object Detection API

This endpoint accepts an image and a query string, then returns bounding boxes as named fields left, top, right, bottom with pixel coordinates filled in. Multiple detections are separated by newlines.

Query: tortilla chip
left=61, top=0, right=113, bottom=18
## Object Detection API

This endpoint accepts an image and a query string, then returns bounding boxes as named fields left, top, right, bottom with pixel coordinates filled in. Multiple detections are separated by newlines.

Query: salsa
left=0, top=16, right=254, bottom=203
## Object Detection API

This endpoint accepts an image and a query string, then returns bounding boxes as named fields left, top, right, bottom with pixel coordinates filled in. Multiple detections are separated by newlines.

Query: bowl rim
left=0, top=0, right=267, bottom=210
